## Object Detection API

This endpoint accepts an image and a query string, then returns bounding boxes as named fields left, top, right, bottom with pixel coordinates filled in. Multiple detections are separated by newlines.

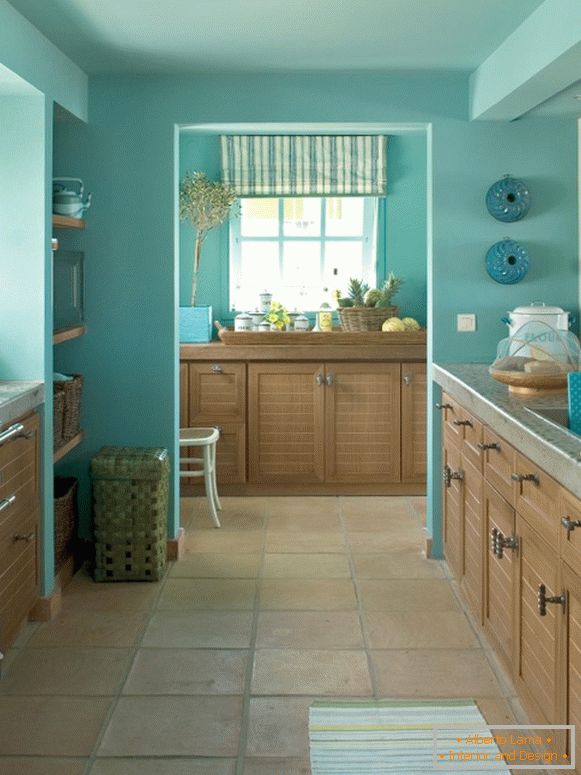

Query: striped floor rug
left=309, top=699, right=511, bottom=774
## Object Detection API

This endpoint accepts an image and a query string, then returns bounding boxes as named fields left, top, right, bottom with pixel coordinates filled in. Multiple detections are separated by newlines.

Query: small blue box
left=179, top=305, right=212, bottom=343
left=567, top=372, right=581, bottom=436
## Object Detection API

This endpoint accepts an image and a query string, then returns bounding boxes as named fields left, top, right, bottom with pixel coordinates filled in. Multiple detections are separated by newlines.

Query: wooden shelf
left=54, top=431, right=84, bottom=463
left=53, top=325, right=86, bottom=345
left=52, top=214, right=86, bottom=230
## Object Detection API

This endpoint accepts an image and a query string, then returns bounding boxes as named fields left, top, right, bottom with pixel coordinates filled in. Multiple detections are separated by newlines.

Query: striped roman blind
left=220, top=135, right=387, bottom=197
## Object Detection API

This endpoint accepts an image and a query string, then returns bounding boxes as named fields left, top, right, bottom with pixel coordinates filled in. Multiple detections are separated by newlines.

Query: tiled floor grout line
left=234, top=499, right=268, bottom=775
left=82, top=562, right=172, bottom=775
left=338, top=497, right=380, bottom=700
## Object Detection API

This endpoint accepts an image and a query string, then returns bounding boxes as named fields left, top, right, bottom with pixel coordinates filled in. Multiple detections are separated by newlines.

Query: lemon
left=382, top=317, right=406, bottom=332
left=401, top=317, right=421, bottom=331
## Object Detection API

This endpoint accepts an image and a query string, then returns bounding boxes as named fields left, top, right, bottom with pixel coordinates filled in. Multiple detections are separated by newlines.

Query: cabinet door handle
left=214, top=425, right=224, bottom=435
left=325, top=373, right=334, bottom=386
left=315, top=374, right=324, bottom=386
left=210, top=364, right=224, bottom=374
left=511, top=472, right=539, bottom=484
left=490, top=527, right=499, bottom=556
left=538, top=583, right=566, bottom=616
left=0, top=423, right=31, bottom=447
left=13, top=531, right=34, bottom=543
left=561, top=516, right=581, bottom=533
left=496, top=533, right=518, bottom=559
left=435, top=403, right=452, bottom=411
left=478, top=442, right=500, bottom=451
left=443, top=465, right=463, bottom=488
left=403, top=373, right=412, bottom=385
left=0, top=495, right=16, bottom=513
left=452, top=419, right=473, bottom=427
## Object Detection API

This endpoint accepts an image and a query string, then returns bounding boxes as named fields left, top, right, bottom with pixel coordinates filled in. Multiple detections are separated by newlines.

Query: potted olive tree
left=179, top=171, right=238, bottom=341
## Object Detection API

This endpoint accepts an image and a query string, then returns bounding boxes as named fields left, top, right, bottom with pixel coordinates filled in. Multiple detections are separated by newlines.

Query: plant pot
left=179, top=305, right=212, bottom=343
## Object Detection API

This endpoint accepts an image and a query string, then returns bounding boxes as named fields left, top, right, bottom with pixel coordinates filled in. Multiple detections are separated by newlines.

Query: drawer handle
left=315, top=373, right=324, bottom=386
left=452, top=419, right=473, bottom=427
left=511, top=472, right=539, bottom=484
left=210, top=364, right=224, bottom=374
left=0, top=423, right=32, bottom=447
left=325, top=373, right=334, bottom=387
left=478, top=442, right=500, bottom=451
left=435, top=403, right=452, bottom=411
left=538, top=583, right=566, bottom=616
left=0, top=494, right=16, bottom=513
left=443, top=465, right=463, bottom=488
left=561, top=516, right=581, bottom=533
left=13, top=531, right=34, bottom=543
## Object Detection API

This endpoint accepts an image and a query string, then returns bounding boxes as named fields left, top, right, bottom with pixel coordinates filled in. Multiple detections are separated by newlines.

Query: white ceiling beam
left=470, top=0, right=581, bottom=121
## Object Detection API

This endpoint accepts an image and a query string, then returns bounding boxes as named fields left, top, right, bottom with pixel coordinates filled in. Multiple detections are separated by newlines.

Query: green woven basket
left=91, top=447, right=169, bottom=582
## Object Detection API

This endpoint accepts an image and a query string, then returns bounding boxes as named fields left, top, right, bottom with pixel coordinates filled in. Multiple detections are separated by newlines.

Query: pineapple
left=364, top=288, right=381, bottom=307
left=347, top=278, right=369, bottom=307
left=375, top=272, right=403, bottom=308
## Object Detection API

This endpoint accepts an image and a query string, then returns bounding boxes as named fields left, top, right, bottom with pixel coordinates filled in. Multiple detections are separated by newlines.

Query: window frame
left=229, top=196, right=378, bottom=312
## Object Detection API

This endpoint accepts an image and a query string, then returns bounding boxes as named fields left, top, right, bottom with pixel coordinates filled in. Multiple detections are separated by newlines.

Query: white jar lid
left=510, top=302, right=567, bottom=315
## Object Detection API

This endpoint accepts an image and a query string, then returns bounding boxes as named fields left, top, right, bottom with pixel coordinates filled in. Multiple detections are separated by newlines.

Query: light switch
left=457, top=313, right=476, bottom=332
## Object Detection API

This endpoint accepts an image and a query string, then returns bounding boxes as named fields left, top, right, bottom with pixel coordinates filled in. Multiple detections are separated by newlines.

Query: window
left=229, top=196, right=377, bottom=311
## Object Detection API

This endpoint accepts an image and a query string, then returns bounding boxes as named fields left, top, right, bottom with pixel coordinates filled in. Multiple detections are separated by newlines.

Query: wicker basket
left=338, top=305, right=399, bottom=332
left=53, top=390, right=65, bottom=451
left=54, top=374, right=83, bottom=442
left=54, top=477, right=78, bottom=572
left=91, top=447, right=169, bottom=582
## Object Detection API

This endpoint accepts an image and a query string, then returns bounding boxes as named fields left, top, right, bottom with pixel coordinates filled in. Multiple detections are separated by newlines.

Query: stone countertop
left=0, top=381, right=44, bottom=427
left=433, top=363, right=581, bottom=500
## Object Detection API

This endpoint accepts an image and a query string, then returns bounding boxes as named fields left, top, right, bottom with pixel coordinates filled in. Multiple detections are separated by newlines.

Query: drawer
left=189, top=362, right=246, bottom=423
left=482, top=428, right=515, bottom=506
left=438, top=393, right=464, bottom=446
left=0, top=476, right=37, bottom=531
left=0, top=509, right=37, bottom=576
left=462, top=414, right=484, bottom=473
left=513, top=452, right=560, bottom=547
left=559, top=488, right=581, bottom=570
left=0, top=412, right=39, bottom=471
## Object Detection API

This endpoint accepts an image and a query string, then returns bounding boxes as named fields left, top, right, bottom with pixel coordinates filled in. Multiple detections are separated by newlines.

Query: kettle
left=53, top=178, right=92, bottom=218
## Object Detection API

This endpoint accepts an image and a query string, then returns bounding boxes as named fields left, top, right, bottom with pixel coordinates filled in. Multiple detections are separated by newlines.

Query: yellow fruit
left=382, top=317, right=406, bottom=332
left=401, top=317, right=421, bottom=331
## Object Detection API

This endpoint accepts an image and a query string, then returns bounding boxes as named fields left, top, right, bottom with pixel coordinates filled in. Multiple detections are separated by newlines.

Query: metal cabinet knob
left=435, top=403, right=452, bottom=411
left=315, top=373, right=324, bottom=386
left=210, top=364, right=224, bottom=374
left=214, top=426, right=224, bottom=435
left=452, top=419, right=473, bottom=427
left=13, top=531, right=34, bottom=543
left=477, top=442, right=500, bottom=451
left=0, top=495, right=16, bottom=513
left=403, top=374, right=412, bottom=385
left=325, top=373, right=334, bottom=386
left=561, top=516, right=581, bottom=533
left=538, top=583, right=566, bottom=616
left=511, top=472, right=539, bottom=484
left=490, top=527, right=518, bottom=559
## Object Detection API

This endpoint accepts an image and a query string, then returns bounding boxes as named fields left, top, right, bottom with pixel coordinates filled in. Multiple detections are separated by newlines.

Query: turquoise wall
left=52, top=72, right=578, bottom=555
left=178, top=132, right=427, bottom=327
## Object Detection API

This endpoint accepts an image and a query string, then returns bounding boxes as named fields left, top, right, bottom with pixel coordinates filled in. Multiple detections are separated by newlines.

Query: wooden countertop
left=180, top=330, right=427, bottom=362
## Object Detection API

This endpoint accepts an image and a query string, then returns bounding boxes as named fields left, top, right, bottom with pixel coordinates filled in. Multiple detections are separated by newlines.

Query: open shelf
left=54, top=431, right=84, bottom=463
left=53, top=325, right=86, bottom=345
left=52, top=214, right=86, bottom=230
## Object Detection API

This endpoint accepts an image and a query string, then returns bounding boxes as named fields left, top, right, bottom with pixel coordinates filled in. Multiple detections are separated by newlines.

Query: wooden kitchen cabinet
left=401, top=363, right=427, bottom=483
left=483, top=481, right=517, bottom=674
left=325, top=362, right=400, bottom=483
left=248, top=362, right=325, bottom=484
left=560, top=562, right=581, bottom=772
left=461, top=455, right=483, bottom=623
left=443, top=430, right=462, bottom=580
left=514, top=514, right=561, bottom=728
left=188, top=362, right=245, bottom=423
left=0, top=411, right=40, bottom=651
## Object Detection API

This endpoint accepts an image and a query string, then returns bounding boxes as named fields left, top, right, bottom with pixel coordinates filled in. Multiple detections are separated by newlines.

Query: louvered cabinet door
left=248, top=363, right=325, bottom=483
left=324, top=362, right=401, bottom=483
left=461, top=456, right=483, bottom=624
left=189, top=362, right=245, bottom=423
left=515, top=515, right=561, bottom=728
left=179, top=363, right=189, bottom=427
left=401, top=363, right=426, bottom=484
left=443, top=432, right=463, bottom=580
left=561, top=562, right=581, bottom=773
left=483, top=481, right=517, bottom=674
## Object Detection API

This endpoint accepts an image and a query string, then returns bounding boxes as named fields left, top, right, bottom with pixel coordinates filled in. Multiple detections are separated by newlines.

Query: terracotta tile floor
left=0, top=496, right=532, bottom=774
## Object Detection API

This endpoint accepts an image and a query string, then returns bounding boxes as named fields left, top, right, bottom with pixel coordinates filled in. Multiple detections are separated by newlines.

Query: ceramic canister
left=294, top=314, right=309, bottom=331
left=250, top=311, right=264, bottom=330
left=234, top=312, right=253, bottom=332
left=258, top=321, right=271, bottom=332
left=259, top=292, right=273, bottom=313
